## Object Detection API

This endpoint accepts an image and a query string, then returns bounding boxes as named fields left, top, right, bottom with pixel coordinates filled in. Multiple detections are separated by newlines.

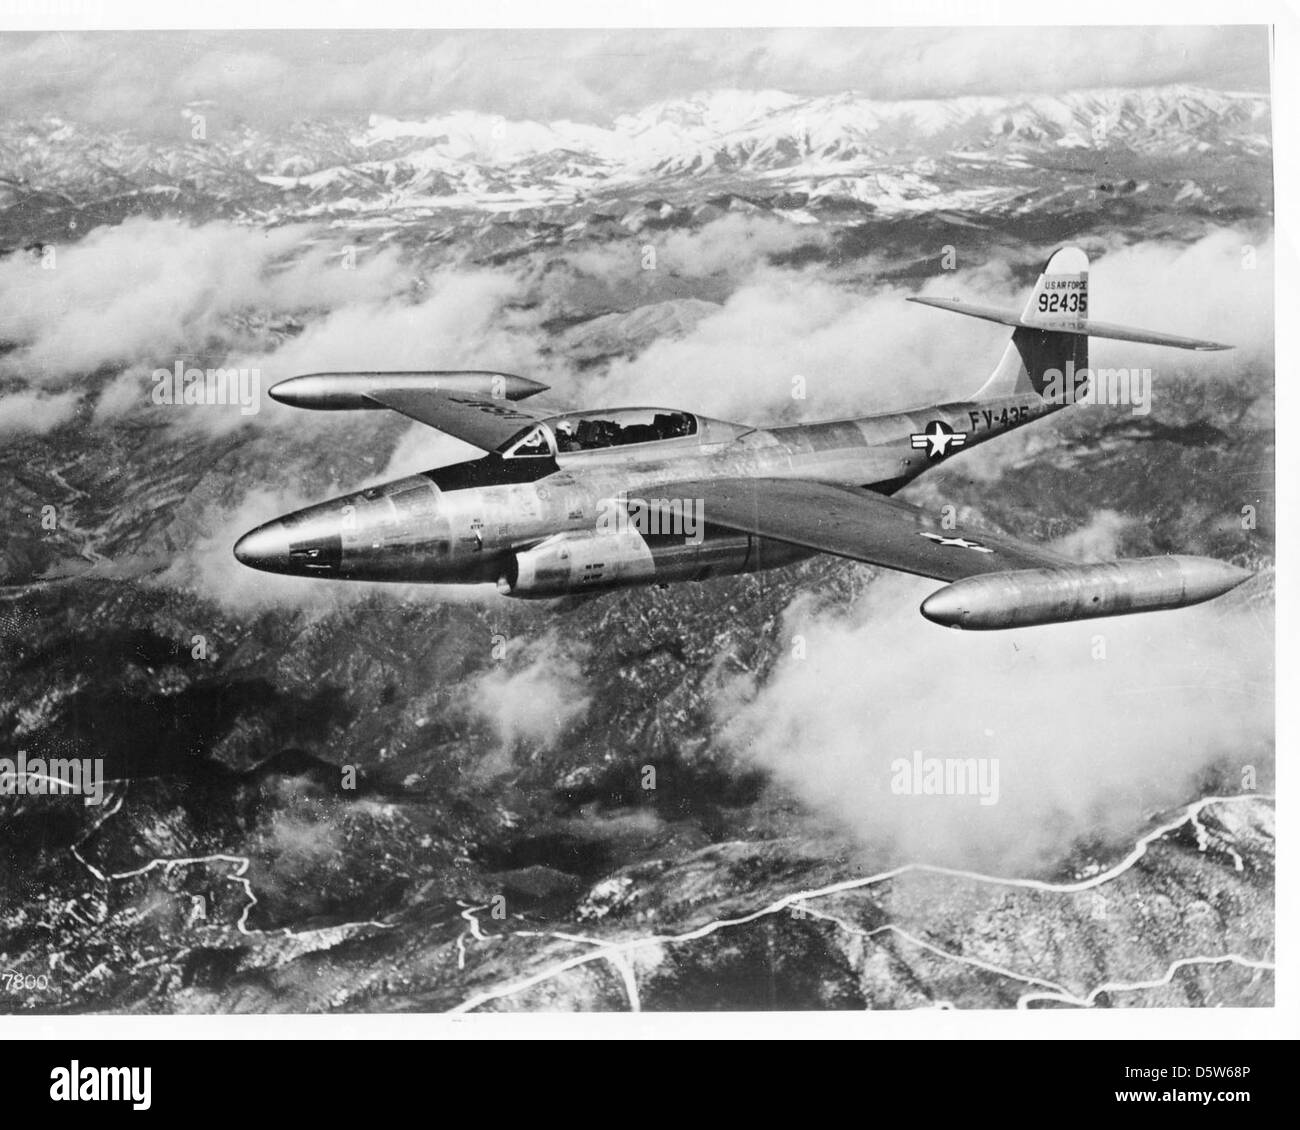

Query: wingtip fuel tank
left=919, top=555, right=1252, bottom=630
left=268, top=371, right=549, bottom=409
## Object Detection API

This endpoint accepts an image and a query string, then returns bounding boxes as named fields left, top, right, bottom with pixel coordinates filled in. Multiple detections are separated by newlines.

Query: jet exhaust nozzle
left=920, top=555, right=1252, bottom=630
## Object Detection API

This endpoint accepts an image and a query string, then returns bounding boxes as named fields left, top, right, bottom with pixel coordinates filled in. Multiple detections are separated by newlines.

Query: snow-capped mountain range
left=359, top=84, right=1269, bottom=173
left=0, top=84, right=1272, bottom=234
left=252, top=85, right=1270, bottom=214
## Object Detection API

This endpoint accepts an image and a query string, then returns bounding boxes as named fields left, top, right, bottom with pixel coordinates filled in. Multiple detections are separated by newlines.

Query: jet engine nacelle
left=500, top=529, right=655, bottom=597
left=497, top=528, right=810, bottom=598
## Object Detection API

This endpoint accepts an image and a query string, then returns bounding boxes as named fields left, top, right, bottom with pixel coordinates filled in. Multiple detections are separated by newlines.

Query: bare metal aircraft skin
left=235, top=248, right=1250, bottom=629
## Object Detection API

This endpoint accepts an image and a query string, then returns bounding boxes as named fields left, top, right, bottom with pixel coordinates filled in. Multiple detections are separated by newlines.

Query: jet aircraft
left=235, top=247, right=1250, bottom=629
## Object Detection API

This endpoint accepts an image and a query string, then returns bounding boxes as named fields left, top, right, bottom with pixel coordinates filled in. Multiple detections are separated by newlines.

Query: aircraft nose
left=233, top=519, right=292, bottom=572
left=235, top=508, right=347, bottom=576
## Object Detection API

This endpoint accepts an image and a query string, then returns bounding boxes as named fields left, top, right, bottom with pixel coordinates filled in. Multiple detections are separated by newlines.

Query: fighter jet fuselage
left=234, top=390, right=1048, bottom=596
left=235, top=247, right=1251, bottom=628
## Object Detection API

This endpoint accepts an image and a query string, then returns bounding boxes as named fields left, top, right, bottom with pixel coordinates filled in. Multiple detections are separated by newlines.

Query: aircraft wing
left=362, top=388, right=546, bottom=452
left=651, top=477, right=1071, bottom=581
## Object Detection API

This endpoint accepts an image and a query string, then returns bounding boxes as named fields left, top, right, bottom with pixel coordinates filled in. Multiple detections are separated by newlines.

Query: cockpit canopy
left=543, top=408, right=697, bottom=453
left=499, top=408, right=746, bottom=461
left=501, top=425, right=555, bottom=459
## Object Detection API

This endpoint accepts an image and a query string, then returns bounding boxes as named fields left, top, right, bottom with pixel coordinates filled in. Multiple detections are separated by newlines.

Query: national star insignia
left=919, top=531, right=994, bottom=553
left=910, top=420, right=968, bottom=459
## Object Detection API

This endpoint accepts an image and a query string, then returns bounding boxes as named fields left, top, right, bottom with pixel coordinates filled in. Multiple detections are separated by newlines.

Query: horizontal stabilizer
left=907, top=296, right=1231, bottom=351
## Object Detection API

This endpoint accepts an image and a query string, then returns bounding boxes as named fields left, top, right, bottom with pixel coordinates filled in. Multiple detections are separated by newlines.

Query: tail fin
left=907, top=245, right=1231, bottom=404
left=976, top=247, right=1090, bottom=399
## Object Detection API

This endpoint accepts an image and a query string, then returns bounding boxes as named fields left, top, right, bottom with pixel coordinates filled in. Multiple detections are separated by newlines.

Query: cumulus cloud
left=376, top=425, right=482, bottom=482
left=76, top=213, right=826, bottom=443
left=470, top=634, right=592, bottom=766
left=590, top=270, right=948, bottom=421
left=1087, top=229, right=1274, bottom=372
left=581, top=226, right=1272, bottom=427
left=4, top=203, right=1266, bottom=445
left=0, top=217, right=408, bottom=419
left=557, top=213, right=828, bottom=294
left=0, top=216, right=563, bottom=439
left=0, top=388, right=80, bottom=434
left=0, top=211, right=819, bottom=442
left=718, top=574, right=1273, bottom=871
left=226, top=267, right=555, bottom=393
left=0, top=28, right=1269, bottom=132
left=1051, top=509, right=1133, bottom=562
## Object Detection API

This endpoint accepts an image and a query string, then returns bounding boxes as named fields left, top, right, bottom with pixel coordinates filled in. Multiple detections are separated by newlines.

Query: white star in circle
left=910, top=421, right=968, bottom=459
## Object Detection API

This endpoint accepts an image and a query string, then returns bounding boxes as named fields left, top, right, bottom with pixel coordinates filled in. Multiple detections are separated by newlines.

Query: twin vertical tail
left=907, top=246, right=1231, bottom=405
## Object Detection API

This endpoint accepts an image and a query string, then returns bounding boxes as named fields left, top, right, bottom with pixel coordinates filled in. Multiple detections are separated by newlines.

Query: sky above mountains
left=0, top=26, right=1270, bottom=133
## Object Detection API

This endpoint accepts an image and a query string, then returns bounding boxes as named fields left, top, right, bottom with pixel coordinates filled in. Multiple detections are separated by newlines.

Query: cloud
left=0, top=216, right=408, bottom=413
left=0, top=388, right=80, bottom=434
left=718, top=574, right=1273, bottom=871
left=226, top=267, right=553, bottom=390
left=0, top=28, right=1270, bottom=132
left=3, top=203, right=1266, bottom=445
left=582, top=226, right=1273, bottom=428
left=2, top=211, right=821, bottom=440
left=470, top=634, right=592, bottom=766
left=376, top=425, right=482, bottom=482
left=1050, top=509, right=1132, bottom=562
left=560, top=213, right=828, bottom=291
left=1087, top=229, right=1274, bottom=372
left=590, top=269, right=953, bottom=421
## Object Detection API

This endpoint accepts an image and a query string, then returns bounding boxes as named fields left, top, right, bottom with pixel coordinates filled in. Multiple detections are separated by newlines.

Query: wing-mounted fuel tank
left=920, top=556, right=1251, bottom=630
left=268, top=370, right=549, bottom=409
left=497, top=527, right=810, bottom=597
